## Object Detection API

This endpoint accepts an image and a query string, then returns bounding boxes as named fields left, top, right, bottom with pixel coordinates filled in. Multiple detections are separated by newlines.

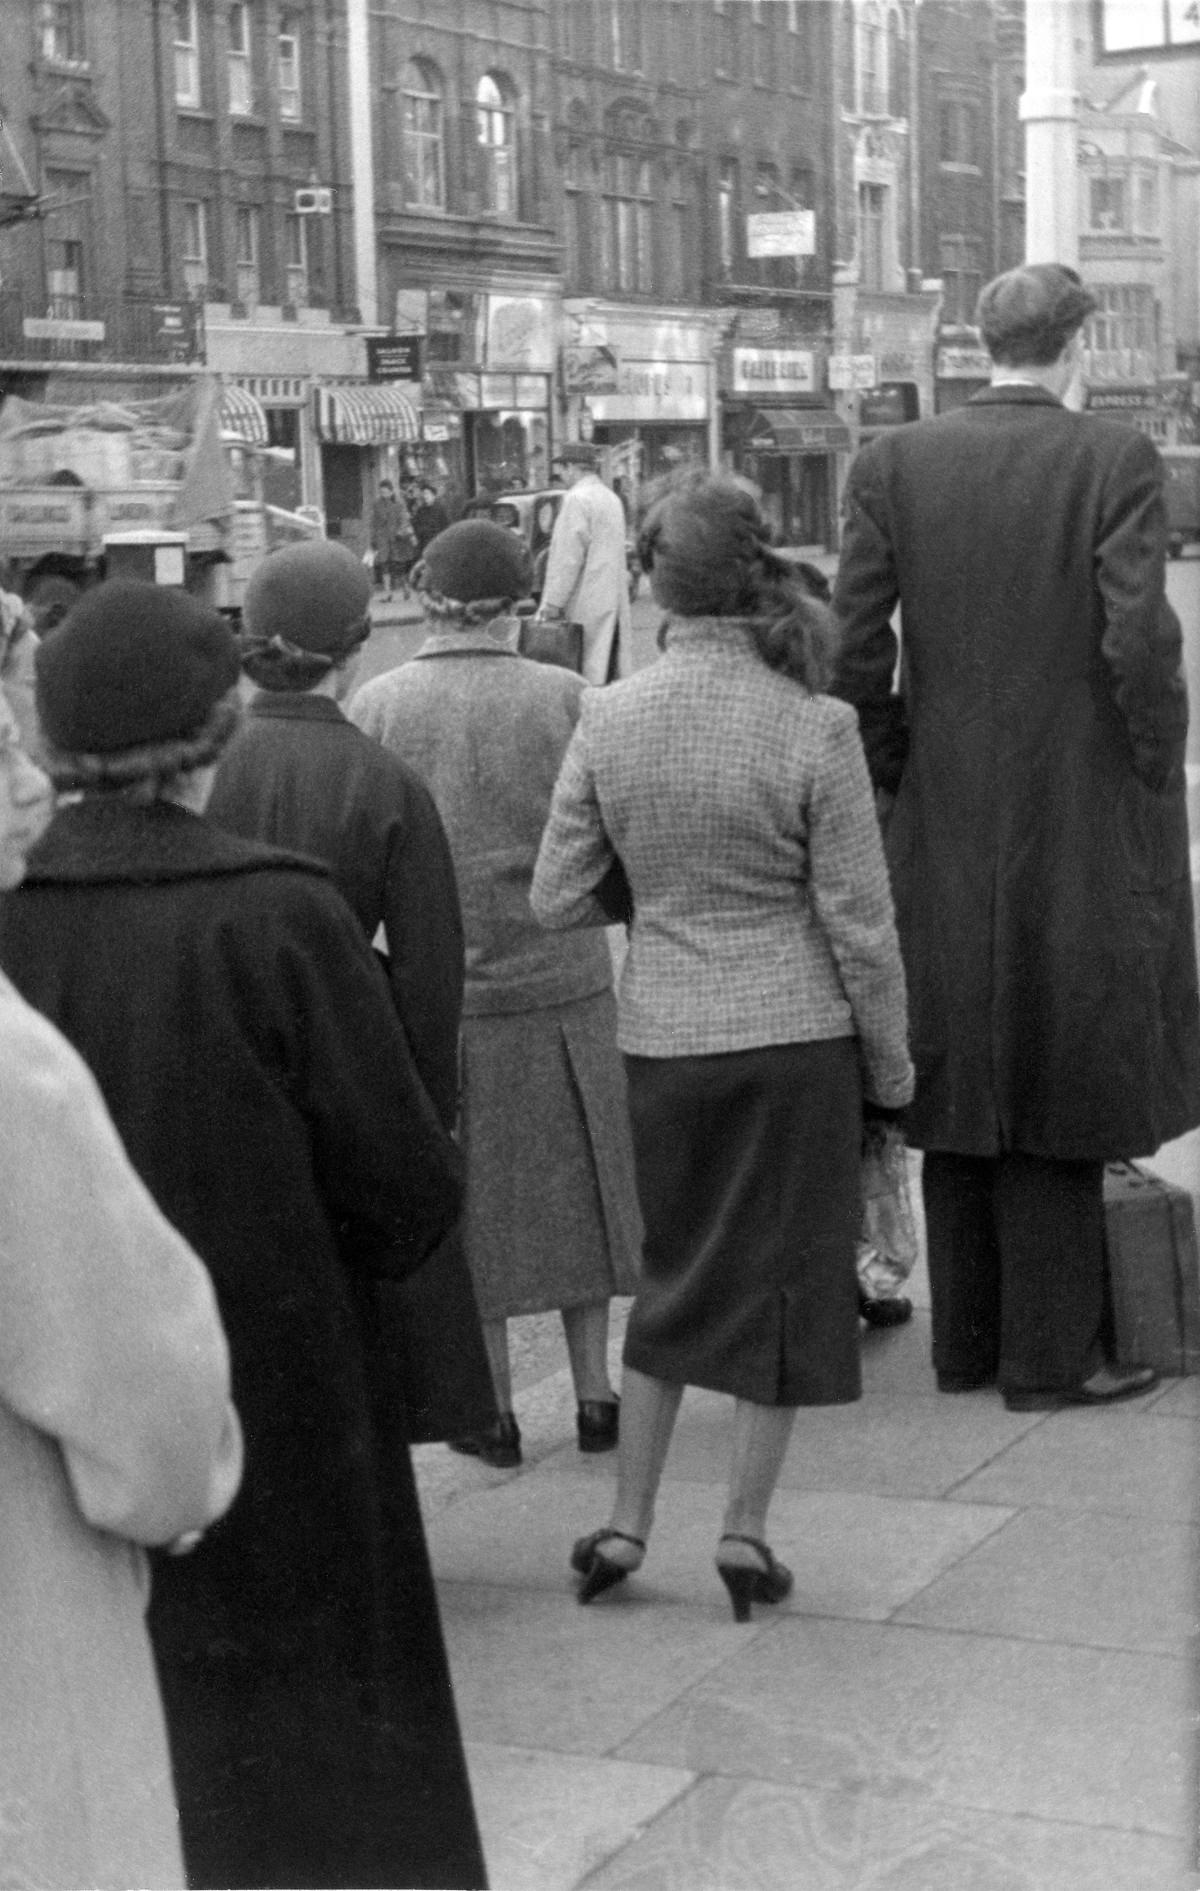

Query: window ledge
left=177, top=106, right=214, bottom=123
left=230, top=112, right=267, bottom=128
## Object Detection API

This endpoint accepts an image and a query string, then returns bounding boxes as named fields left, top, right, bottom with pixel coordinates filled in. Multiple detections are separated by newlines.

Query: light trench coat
left=0, top=970, right=241, bottom=1891
left=538, top=471, right=633, bottom=684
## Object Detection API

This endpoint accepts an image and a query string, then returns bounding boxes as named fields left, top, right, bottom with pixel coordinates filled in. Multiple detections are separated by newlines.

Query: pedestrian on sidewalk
left=207, top=538, right=496, bottom=1451
left=369, top=478, right=417, bottom=601
left=0, top=684, right=242, bottom=1891
left=832, top=261, right=1200, bottom=1412
left=534, top=441, right=632, bottom=684
left=351, top=519, right=642, bottom=1471
left=0, top=581, right=485, bottom=1891
left=412, top=479, right=452, bottom=554
left=532, top=472, right=913, bottom=1621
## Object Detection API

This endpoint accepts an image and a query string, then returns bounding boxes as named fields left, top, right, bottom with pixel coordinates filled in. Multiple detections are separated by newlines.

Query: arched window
left=476, top=73, right=516, bottom=217
left=402, top=60, right=444, bottom=209
left=563, top=102, right=591, bottom=290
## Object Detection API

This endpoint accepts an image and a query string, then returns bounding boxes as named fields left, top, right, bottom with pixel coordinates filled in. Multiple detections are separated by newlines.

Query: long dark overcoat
left=209, top=690, right=496, bottom=1444
left=833, top=385, right=1200, bottom=1161
left=0, top=798, right=487, bottom=1891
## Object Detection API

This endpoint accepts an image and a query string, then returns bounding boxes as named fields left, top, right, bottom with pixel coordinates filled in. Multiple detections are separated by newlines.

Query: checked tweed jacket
left=532, top=616, right=913, bottom=1106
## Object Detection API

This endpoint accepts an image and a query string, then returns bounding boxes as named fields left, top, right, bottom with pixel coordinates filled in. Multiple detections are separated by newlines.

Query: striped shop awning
left=314, top=383, right=421, bottom=445
left=220, top=383, right=270, bottom=446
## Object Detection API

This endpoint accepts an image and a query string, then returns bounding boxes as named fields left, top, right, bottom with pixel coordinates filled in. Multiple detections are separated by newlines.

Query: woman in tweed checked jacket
left=532, top=473, right=913, bottom=1620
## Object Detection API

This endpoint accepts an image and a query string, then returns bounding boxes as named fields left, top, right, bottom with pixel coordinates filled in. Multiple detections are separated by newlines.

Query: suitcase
left=1104, top=1161, right=1200, bottom=1375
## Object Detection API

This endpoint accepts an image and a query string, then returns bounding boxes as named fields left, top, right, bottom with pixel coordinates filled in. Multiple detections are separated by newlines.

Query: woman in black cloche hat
left=0, top=578, right=486, bottom=1891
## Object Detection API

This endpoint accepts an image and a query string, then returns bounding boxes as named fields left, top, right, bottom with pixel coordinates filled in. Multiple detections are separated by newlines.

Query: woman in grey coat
left=532, top=474, right=912, bottom=1619
left=351, top=520, right=641, bottom=1468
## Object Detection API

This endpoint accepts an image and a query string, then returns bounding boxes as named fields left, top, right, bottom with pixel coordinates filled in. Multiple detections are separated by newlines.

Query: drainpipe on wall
left=345, top=0, right=377, bottom=328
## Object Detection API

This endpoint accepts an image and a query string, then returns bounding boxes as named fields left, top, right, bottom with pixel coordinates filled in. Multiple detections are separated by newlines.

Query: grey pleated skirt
left=459, top=989, right=642, bottom=1320
left=622, top=1036, right=863, bottom=1406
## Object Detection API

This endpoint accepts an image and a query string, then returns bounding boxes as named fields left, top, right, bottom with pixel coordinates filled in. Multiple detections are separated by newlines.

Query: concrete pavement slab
left=427, top=1476, right=1014, bottom=1622
left=575, top=1773, right=1193, bottom=1891
left=612, top=1620, right=1191, bottom=1836
left=894, top=1507, right=1200, bottom=1654
left=596, top=1384, right=1044, bottom=1500
left=950, top=1410, right=1198, bottom=1520
left=463, top=1743, right=692, bottom=1891
left=437, top=1581, right=746, bottom=1756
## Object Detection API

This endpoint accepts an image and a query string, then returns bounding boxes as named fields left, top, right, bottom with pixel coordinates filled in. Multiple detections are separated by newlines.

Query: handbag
left=857, top=1118, right=919, bottom=1302
left=517, top=613, right=584, bottom=673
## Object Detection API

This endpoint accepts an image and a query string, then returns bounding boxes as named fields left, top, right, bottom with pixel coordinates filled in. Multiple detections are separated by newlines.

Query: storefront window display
left=470, top=408, right=549, bottom=494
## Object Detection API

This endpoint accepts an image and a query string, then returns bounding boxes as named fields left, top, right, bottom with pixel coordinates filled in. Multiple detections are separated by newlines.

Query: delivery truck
left=0, top=375, right=319, bottom=618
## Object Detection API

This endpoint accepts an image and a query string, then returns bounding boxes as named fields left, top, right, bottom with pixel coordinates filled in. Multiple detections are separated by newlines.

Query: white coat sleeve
left=538, top=490, right=590, bottom=617
left=0, top=993, right=243, bottom=1546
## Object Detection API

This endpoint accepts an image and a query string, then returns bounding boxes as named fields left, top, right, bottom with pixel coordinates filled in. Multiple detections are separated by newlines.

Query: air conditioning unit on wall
left=294, top=186, right=332, bottom=214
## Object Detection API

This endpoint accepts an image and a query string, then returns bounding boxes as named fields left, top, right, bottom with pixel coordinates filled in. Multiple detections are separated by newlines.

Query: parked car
left=463, top=488, right=640, bottom=602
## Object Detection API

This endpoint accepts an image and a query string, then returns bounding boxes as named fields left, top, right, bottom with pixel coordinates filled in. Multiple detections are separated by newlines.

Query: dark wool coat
left=0, top=799, right=486, bottom=1891
left=833, top=385, right=1200, bottom=1162
left=209, top=693, right=496, bottom=1445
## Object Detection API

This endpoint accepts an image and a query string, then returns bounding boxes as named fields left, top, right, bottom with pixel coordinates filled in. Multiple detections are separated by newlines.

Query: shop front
left=560, top=306, right=719, bottom=511
left=203, top=308, right=366, bottom=532
left=391, top=287, right=557, bottom=507
left=720, top=344, right=846, bottom=551
left=311, top=380, right=423, bottom=546
left=935, top=342, right=992, bottom=414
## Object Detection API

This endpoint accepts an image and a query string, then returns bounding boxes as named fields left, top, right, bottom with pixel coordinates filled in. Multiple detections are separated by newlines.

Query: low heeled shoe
left=576, top=1398, right=620, bottom=1453
left=570, top=1527, right=645, bottom=1604
left=715, top=1534, right=794, bottom=1623
left=447, top=1412, right=522, bottom=1468
left=1002, top=1364, right=1159, bottom=1413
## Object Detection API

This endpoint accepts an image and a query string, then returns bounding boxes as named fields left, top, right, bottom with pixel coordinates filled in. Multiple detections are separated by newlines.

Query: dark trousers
left=922, top=1151, right=1108, bottom=1394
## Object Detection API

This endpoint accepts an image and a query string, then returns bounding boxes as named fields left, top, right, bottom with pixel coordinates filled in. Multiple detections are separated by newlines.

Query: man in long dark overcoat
left=832, top=261, right=1200, bottom=1412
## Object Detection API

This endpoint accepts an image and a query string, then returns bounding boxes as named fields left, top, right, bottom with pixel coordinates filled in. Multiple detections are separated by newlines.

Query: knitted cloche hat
left=420, top=520, right=532, bottom=604
left=36, top=580, right=240, bottom=754
left=242, top=539, right=373, bottom=655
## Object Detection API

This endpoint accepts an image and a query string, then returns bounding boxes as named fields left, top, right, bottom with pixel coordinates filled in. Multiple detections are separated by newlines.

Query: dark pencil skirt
left=622, top=1036, right=864, bottom=1407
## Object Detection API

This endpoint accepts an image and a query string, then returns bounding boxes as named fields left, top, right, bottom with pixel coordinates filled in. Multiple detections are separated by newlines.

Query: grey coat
left=532, top=616, right=913, bottom=1107
left=351, top=630, right=615, bottom=1015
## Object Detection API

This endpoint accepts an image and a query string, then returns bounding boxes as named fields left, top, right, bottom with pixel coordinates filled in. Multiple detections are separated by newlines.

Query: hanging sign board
left=746, top=210, right=815, bottom=258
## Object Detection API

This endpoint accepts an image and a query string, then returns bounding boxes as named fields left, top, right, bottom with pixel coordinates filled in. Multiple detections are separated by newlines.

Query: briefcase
left=1104, top=1160, right=1200, bottom=1375
left=517, top=615, right=584, bottom=673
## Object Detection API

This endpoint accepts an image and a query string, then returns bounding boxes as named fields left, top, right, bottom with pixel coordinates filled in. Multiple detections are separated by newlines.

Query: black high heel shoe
left=715, top=1534, right=794, bottom=1623
left=570, top=1528, right=645, bottom=1604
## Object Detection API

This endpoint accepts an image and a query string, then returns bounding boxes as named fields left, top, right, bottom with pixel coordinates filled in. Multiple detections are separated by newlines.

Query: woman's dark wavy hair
left=43, top=691, right=242, bottom=801
left=636, top=471, right=838, bottom=692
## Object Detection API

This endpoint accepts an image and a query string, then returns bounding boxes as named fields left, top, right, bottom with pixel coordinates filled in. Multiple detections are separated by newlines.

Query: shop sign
left=745, top=210, right=815, bottom=258
left=23, top=316, right=106, bottom=342
left=1086, top=387, right=1156, bottom=411
left=732, top=348, right=815, bottom=395
left=367, top=334, right=422, bottom=382
left=938, top=347, right=992, bottom=380
left=828, top=354, right=877, bottom=390
left=486, top=296, right=555, bottom=372
left=562, top=344, right=620, bottom=394
left=588, top=359, right=707, bottom=422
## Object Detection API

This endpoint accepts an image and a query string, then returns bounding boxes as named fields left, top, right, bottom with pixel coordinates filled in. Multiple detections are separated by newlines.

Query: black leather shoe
left=1003, top=1365, right=1159, bottom=1413
left=577, top=1399, right=619, bottom=1453
left=858, top=1291, right=913, bottom=1329
left=937, top=1368, right=996, bottom=1393
left=447, top=1413, right=522, bottom=1467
